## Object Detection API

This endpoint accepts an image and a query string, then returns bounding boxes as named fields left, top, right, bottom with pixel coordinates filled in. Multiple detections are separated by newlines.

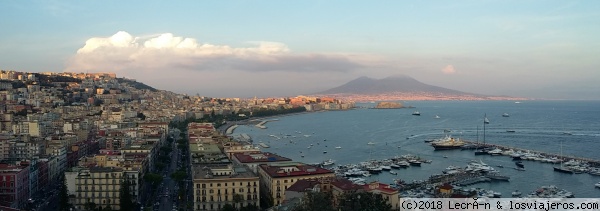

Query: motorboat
left=412, top=111, right=421, bottom=116
left=487, top=148, right=503, bottom=155
left=390, top=171, right=397, bottom=175
left=367, top=141, right=375, bottom=145
left=515, top=161, right=524, bottom=168
left=335, top=146, right=342, bottom=149
left=397, top=161, right=410, bottom=168
left=408, top=160, right=422, bottom=166
left=502, top=113, right=509, bottom=117
left=435, top=115, right=440, bottom=119
left=512, top=190, right=522, bottom=197
left=380, top=165, right=392, bottom=171
left=322, top=159, right=335, bottom=166
left=595, top=182, right=600, bottom=188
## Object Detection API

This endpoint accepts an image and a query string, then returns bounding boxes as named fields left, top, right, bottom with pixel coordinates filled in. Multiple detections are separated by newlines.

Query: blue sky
left=1, top=0, right=599, bottom=99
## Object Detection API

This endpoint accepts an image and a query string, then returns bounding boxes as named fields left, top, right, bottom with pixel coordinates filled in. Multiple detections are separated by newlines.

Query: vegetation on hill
left=116, top=78, right=157, bottom=91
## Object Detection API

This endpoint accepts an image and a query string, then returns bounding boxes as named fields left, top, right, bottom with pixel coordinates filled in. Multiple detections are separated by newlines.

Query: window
left=217, top=183, right=221, bottom=187
left=202, top=184, right=206, bottom=188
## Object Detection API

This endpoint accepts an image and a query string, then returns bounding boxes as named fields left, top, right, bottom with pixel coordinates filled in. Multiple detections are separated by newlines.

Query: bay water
left=232, top=101, right=600, bottom=197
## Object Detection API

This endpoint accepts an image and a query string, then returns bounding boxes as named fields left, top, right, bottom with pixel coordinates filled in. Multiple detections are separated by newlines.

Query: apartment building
left=0, top=164, right=29, bottom=208
left=66, top=166, right=138, bottom=210
left=257, top=163, right=334, bottom=206
left=193, top=164, right=260, bottom=211
left=362, top=181, right=399, bottom=210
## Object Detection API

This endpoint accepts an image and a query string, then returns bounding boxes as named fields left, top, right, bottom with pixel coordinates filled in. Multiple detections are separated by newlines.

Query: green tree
left=240, top=204, right=260, bottom=211
left=337, top=191, right=392, bottom=211
left=170, top=170, right=187, bottom=183
left=84, top=201, right=97, bottom=211
left=220, top=204, right=236, bottom=211
left=119, top=179, right=135, bottom=211
left=143, top=173, right=163, bottom=187
left=292, top=192, right=336, bottom=211
left=58, top=176, right=72, bottom=211
left=232, top=194, right=244, bottom=209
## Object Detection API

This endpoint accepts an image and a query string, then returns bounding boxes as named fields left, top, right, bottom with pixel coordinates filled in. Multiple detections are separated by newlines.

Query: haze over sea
left=232, top=100, right=600, bottom=198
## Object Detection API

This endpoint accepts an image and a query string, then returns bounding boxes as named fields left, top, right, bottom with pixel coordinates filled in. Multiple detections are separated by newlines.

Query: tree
left=119, top=179, right=135, bottom=211
left=58, top=176, right=72, bottom=211
left=336, top=191, right=392, bottom=211
left=220, top=204, right=236, bottom=211
left=239, top=204, right=260, bottom=211
left=232, top=194, right=244, bottom=209
left=84, top=202, right=97, bottom=211
left=292, top=192, right=336, bottom=211
left=143, top=173, right=163, bottom=187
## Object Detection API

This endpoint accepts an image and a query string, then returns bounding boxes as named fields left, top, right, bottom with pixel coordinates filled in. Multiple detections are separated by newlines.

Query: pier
left=225, top=124, right=238, bottom=135
left=254, top=119, right=278, bottom=129
left=462, top=140, right=600, bottom=168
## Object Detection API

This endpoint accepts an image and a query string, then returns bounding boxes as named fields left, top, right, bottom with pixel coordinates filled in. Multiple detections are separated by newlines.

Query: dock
left=226, top=124, right=238, bottom=135
left=255, top=119, right=278, bottom=129
left=463, top=140, right=600, bottom=168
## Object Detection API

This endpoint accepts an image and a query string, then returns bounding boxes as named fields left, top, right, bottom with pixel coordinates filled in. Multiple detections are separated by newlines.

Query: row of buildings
left=0, top=70, right=355, bottom=210
left=188, top=122, right=400, bottom=211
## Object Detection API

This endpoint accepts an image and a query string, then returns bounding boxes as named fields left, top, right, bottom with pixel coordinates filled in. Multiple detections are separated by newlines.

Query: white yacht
left=595, top=182, right=600, bottom=188
left=335, top=146, right=342, bottom=149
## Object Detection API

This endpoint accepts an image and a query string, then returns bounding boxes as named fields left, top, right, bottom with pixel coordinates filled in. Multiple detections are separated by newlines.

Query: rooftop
left=286, top=179, right=322, bottom=192
left=362, top=182, right=398, bottom=194
left=193, top=164, right=257, bottom=180
left=233, top=152, right=292, bottom=163
left=258, top=163, right=333, bottom=178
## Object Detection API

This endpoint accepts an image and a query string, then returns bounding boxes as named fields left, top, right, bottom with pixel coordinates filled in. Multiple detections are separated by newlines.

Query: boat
left=430, top=135, right=465, bottom=150
left=506, top=130, right=516, bottom=133
left=367, top=141, right=375, bottom=145
left=512, top=190, right=522, bottom=197
left=502, top=113, right=510, bottom=117
left=412, top=111, right=421, bottom=116
left=485, top=173, right=510, bottom=181
left=434, top=115, right=440, bottom=119
left=380, top=165, right=392, bottom=171
left=367, top=166, right=382, bottom=174
left=515, top=167, right=525, bottom=171
left=390, top=164, right=400, bottom=169
left=397, top=161, right=410, bottom=168
left=321, top=159, right=335, bottom=166
left=595, top=182, right=600, bottom=188
left=484, top=116, right=490, bottom=124
left=554, top=141, right=574, bottom=174
left=487, top=148, right=503, bottom=155
left=389, top=171, right=397, bottom=175
left=408, top=160, right=422, bottom=166
left=323, top=151, right=327, bottom=154
left=515, top=161, right=524, bottom=168
left=335, top=146, right=342, bottom=149
left=515, top=101, right=521, bottom=104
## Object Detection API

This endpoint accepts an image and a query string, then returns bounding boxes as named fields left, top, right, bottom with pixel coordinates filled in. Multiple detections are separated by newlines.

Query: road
left=155, top=129, right=182, bottom=211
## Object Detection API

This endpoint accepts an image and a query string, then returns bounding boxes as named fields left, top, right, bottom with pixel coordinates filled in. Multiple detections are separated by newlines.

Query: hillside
left=116, top=78, right=158, bottom=91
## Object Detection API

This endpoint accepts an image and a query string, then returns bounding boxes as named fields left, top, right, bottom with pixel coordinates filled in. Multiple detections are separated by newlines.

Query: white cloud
left=441, top=64, right=456, bottom=74
left=66, top=31, right=364, bottom=74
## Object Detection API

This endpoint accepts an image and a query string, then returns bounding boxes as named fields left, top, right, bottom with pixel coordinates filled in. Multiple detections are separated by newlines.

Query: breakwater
left=462, top=140, right=600, bottom=168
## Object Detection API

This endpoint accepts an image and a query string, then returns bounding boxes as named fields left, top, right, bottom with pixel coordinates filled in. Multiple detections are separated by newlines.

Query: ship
left=412, top=111, right=421, bottom=116
left=502, top=113, right=510, bottom=117
left=430, top=136, right=466, bottom=150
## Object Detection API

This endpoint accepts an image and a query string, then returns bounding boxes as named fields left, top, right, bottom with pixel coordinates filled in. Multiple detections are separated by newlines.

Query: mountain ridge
left=315, top=75, right=475, bottom=96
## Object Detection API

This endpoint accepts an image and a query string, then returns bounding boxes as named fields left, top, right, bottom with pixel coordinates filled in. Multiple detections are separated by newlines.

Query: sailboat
left=554, top=140, right=573, bottom=174
left=475, top=115, right=489, bottom=155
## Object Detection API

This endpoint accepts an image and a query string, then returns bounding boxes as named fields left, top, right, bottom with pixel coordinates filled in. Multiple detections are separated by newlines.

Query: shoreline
left=219, top=110, right=340, bottom=134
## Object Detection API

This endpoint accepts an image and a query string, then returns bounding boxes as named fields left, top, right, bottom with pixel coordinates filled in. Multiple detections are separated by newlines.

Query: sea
left=231, top=100, right=600, bottom=198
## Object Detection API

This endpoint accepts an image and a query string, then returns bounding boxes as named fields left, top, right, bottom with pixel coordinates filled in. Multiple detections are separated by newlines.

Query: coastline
left=218, top=110, right=339, bottom=134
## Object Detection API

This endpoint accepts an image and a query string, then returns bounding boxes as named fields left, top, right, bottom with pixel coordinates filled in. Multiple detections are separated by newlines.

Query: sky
left=1, top=0, right=599, bottom=99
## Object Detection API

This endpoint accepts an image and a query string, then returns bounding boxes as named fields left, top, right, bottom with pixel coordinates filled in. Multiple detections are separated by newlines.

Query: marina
left=231, top=101, right=600, bottom=197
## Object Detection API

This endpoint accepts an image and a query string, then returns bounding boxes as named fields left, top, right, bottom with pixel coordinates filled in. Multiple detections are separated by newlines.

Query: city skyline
left=1, top=1, right=599, bottom=99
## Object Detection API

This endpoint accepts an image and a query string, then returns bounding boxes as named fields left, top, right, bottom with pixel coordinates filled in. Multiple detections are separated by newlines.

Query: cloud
left=66, top=31, right=366, bottom=74
left=441, top=64, right=456, bottom=74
